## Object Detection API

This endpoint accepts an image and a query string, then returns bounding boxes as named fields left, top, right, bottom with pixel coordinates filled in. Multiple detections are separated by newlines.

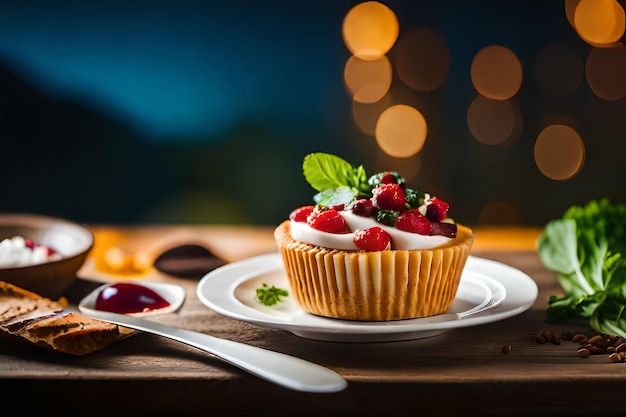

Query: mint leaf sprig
left=255, top=283, right=289, bottom=307
left=302, top=152, right=370, bottom=207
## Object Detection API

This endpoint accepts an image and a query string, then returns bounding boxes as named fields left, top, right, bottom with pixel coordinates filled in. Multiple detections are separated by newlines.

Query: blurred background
left=0, top=0, right=624, bottom=228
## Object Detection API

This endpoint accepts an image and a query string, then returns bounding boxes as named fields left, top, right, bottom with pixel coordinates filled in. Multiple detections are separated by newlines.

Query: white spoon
left=78, top=283, right=347, bottom=393
left=80, top=309, right=347, bottom=393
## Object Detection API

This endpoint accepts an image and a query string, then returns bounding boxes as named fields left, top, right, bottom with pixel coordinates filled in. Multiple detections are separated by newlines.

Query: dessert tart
left=274, top=153, right=474, bottom=321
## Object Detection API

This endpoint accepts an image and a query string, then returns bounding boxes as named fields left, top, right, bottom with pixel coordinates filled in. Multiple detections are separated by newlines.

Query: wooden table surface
left=1, top=225, right=622, bottom=416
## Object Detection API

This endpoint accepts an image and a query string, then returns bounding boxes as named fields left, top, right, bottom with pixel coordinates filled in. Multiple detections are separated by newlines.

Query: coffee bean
left=535, top=329, right=626, bottom=362
left=534, top=331, right=548, bottom=344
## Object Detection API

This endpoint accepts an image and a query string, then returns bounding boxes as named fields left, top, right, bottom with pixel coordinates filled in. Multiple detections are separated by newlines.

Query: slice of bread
left=0, top=281, right=128, bottom=356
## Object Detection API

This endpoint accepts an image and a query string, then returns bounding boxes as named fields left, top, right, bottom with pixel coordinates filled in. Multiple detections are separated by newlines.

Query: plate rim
left=196, top=253, right=537, bottom=341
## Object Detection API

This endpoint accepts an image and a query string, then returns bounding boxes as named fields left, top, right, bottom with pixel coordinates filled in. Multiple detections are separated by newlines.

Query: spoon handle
left=82, top=310, right=347, bottom=393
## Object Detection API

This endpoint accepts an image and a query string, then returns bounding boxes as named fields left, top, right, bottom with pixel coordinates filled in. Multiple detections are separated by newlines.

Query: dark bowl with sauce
left=0, top=214, right=94, bottom=299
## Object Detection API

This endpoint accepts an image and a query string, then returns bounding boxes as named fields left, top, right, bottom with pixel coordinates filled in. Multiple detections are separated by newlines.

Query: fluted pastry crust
left=275, top=221, right=474, bottom=321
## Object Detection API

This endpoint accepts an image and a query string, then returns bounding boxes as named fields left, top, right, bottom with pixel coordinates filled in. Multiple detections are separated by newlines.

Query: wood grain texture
left=1, top=226, right=620, bottom=416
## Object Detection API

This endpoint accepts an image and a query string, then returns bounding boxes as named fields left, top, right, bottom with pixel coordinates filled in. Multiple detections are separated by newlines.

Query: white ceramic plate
left=79, top=280, right=186, bottom=317
left=197, top=253, right=537, bottom=342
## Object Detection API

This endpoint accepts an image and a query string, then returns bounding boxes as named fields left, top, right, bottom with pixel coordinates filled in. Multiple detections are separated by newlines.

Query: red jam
left=95, top=283, right=170, bottom=314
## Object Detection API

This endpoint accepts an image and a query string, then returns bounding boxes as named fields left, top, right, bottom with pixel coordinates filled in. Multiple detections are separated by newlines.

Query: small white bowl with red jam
left=0, top=213, right=94, bottom=299
left=78, top=280, right=186, bottom=317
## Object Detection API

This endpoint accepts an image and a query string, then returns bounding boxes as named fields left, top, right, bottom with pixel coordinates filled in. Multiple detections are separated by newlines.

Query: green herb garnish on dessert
left=537, top=198, right=626, bottom=337
left=255, top=283, right=289, bottom=307
left=273, top=152, right=474, bottom=321
left=296, top=152, right=457, bottom=251
left=303, top=152, right=370, bottom=207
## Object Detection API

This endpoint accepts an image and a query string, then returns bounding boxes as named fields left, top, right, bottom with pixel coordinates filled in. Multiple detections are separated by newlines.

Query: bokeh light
left=585, top=44, right=626, bottom=100
left=534, top=124, right=585, bottom=181
left=344, top=55, right=392, bottom=103
left=471, top=45, right=522, bottom=100
left=352, top=94, right=392, bottom=136
left=573, top=0, right=625, bottom=46
left=467, top=95, right=522, bottom=146
left=375, top=104, right=427, bottom=158
left=342, top=1, right=399, bottom=61
left=533, top=43, right=584, bottom=99
left=394, top=28, right=450, bottom=92
left=564, top=0, right=578, bottom=27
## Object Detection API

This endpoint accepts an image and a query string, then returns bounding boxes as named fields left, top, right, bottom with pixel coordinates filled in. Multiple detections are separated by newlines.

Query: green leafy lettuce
left=537, top=199, right=626, bottom=337
left=302, top=152, right=370, bottom=207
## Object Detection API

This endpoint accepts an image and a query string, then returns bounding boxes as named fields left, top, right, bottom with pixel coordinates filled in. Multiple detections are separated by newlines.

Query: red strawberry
left=368, top=171, right=405, bottom=187
left=380, top=172, right=399, bottom=184
left=395, top=209, right=433, bottom=235
left=307, top=207, right=347, bottom=233
left=425, top=197, right=449, bottom=222
left=289, top=206, right=315, bottom=222
left=353, top=227, right=391, bottom=251
left=372, top=183, right=406, bottom=211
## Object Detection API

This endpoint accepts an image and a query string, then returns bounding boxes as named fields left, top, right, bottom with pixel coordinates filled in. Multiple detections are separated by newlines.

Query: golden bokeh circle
left=344, top=55, right=392, bottom=103
left=394, top=28, right=450, bottom=92
left=375, top=104, right=427, bottom=158
left=573, top=0, right=625, bottom=45
left=585, top=44, right=626, bottom=101
left=467, top=95, right=521, bottom=146
left=342, top=1, right=399, bottom=61
left=471, top=45, right=523, bottom=100
left=534, top=124, right=585, bottom=181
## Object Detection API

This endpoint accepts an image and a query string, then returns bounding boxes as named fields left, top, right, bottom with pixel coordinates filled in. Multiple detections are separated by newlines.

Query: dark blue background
left=0, top=1, right=623, bottom=227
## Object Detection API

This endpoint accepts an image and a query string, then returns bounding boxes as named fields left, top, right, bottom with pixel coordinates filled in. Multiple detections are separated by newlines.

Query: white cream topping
left=290, top=211, right=451, bottom=250
left=0, top=236, right=62, bottom=268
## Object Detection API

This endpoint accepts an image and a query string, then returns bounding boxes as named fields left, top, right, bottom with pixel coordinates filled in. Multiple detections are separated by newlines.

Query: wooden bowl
left=0, top=214, right=94, bottom=299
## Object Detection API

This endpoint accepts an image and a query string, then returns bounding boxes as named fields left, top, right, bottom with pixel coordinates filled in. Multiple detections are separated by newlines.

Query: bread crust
left=0, top=281, right=128, bottom=355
